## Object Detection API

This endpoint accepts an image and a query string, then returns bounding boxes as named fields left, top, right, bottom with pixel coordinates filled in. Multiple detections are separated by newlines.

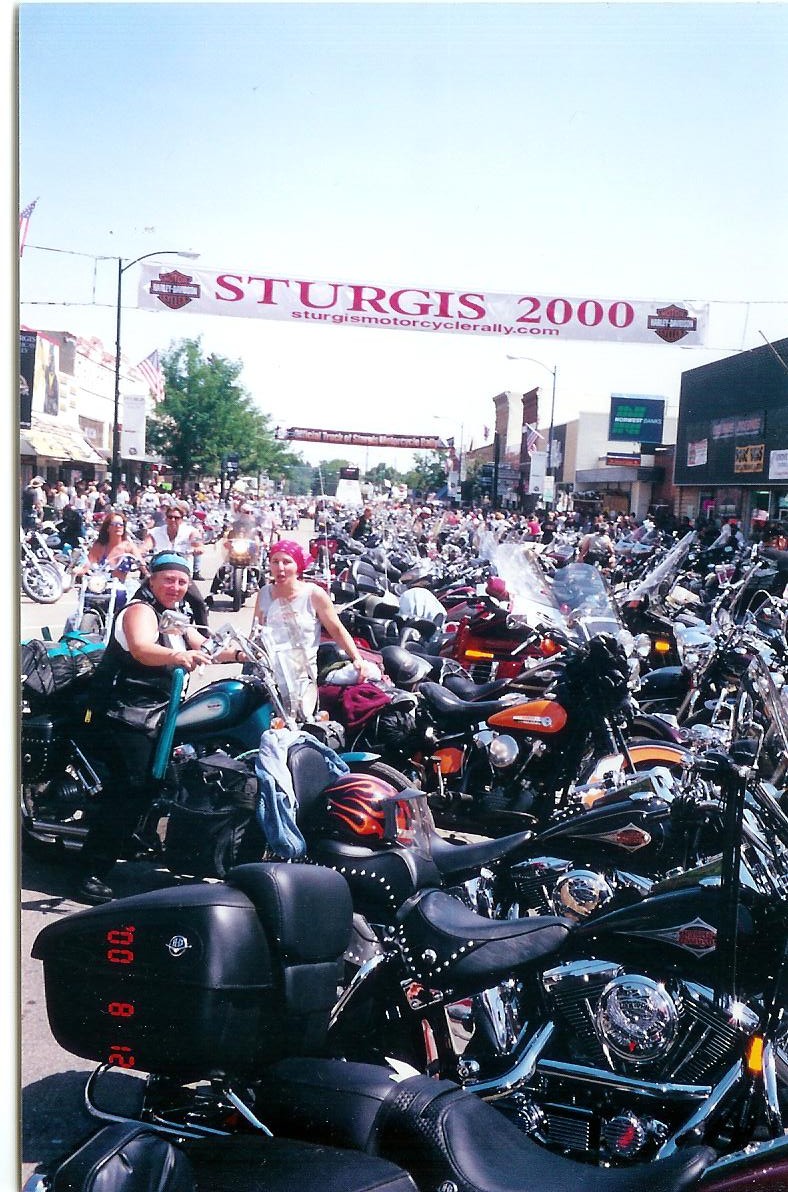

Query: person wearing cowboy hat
left=21, top=476, right=46, bottom=531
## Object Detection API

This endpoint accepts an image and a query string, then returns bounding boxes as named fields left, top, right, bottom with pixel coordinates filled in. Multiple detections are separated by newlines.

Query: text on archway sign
left=138, top=265, right=709, bottom=347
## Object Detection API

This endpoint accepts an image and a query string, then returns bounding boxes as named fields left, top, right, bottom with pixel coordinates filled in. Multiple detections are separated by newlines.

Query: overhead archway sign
left=138, top=265, right=709, bottom=347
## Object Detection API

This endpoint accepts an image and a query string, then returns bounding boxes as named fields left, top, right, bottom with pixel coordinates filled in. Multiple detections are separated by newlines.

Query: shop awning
left=576, top=466, right=663, bottom=484
left=20, top=421, right=104, bottom=464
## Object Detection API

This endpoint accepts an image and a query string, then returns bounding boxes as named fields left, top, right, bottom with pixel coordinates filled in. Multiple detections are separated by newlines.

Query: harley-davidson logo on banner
left=138, top=265, right=710, bottom=347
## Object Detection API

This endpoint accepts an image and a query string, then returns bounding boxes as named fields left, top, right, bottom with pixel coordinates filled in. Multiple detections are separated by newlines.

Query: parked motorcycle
left=21, top=526, right=64, bottom=604
left=63, top=561, right=145, bottom=641
left=20, top=618, right=408, bottom=881
left=27, top=745, right=788, bottom=1191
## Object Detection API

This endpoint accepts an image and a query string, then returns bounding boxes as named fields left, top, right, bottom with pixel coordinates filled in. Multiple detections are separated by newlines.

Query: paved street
left=18, top=526, right=311, bottom=1187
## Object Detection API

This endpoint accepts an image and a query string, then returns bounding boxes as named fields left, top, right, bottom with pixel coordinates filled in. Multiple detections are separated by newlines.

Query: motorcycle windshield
left=626, top=532, right=697, bottom=603
left=550, top=562, right=623, bottom=642
left=487, top=543, right=571, bottom=636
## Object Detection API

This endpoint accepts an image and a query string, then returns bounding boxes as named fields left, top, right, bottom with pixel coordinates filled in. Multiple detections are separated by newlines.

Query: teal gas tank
left=173, top=679, right=272, bottom=754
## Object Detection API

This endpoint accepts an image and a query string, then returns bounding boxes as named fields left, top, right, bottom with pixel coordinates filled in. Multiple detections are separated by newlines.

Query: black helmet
left=380, top=645, right=432, bottom=689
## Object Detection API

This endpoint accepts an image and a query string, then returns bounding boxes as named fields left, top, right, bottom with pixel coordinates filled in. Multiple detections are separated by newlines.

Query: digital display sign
left=608, top=395, right=665, bottom=444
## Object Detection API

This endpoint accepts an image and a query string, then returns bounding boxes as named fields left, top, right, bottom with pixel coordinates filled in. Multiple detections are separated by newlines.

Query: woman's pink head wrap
left=270, top=539, right=308, bottom=574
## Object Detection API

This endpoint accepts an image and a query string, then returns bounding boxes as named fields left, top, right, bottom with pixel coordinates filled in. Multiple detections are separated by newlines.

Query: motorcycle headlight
left=488, top=733, right=519, bottom=769
left=675, top=625, right=715, bottom=671
left=633, top=633, right=652, bottom=659
left=230, top=538, right=251, bottom=556
left=87, top=574, right=108, bottom=594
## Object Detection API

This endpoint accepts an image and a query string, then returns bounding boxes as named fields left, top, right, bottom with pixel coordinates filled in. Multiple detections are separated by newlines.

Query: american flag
left=525, top=423, right=544, bottom=456
left=136, top=350, right=166, bottom=401
left=19, top=198, right=38, bottom=257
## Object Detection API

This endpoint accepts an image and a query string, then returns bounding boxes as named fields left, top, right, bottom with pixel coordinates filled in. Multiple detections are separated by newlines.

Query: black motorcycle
left=208, top=531, right=264, bottom=611
left=27, top=745, right=788, bottom=1192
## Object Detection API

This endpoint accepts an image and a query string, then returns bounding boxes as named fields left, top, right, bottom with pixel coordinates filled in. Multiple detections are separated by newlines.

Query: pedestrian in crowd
left=145, top=503, right=208, bottom=626
left=77, top=511, right=149, bottom=582
left=84, top=481, right=100, bottom=517
left=93, top=481, right=112, bottom=516
left=75, top=552, right=245, bottom=904
left=71, top=481, right=90, bottom=518
left=251, top=539, right=376, bottom=721
left=21, top=476, right=46, bottom=530
left=526, top=512, right=541, bottom=539
left=115, top=481, right=131, bottom=508
left=51, top=480, right=70, bottom=517
left=578, top=522, right=615, bottom=567
left=144, top=503, right=203, bottom=576
left=258, top=502, right=281, bottom=546
left=350, top=505, right=374, bottom=540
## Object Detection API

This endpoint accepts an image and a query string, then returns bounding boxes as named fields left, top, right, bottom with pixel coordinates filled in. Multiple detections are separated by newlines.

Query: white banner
left=121, top=392, right=147, bottom=459
left=138, top=264, right=710, bottom=347
left=528, top=451, right=547, bottom=494
left=769, top=449, right=788, bottom=481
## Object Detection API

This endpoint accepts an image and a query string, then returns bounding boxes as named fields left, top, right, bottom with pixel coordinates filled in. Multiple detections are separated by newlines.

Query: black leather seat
left=256, top=1059, right=716, bottom=1192
left=395, top=887, right=570, bottom=992
left=443, top=672, right=514, bottom=700
left=430, top=829, right=533, bottom=879
left=418, top=680, right=517, bottom=727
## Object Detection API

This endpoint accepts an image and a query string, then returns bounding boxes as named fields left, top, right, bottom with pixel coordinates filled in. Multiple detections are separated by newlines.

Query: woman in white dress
left=252, top=539, right=374, bottom=720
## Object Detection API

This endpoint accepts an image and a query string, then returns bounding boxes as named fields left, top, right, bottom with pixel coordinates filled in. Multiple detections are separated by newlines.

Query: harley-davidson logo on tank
left=138, top=264, right=710, bottom=347
left=622, top=917, right=718, bottom=957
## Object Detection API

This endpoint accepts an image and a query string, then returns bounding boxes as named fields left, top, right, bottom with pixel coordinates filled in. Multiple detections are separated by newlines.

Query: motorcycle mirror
left=157, top=609, right=193, bottom=634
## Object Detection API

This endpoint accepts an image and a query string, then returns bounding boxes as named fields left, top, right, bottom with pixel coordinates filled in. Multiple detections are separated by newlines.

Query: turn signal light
left=466, top=649, right=495, bottom=660
left=271, top=717, right=287, bottom=730
left=746, top=1035, right=764, bottom=1076
left=654, top=639, right=671, bottom=654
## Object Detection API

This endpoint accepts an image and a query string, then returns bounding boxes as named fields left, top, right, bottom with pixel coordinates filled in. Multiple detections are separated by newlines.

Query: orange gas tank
left=487, top=699, right=568, bottom=734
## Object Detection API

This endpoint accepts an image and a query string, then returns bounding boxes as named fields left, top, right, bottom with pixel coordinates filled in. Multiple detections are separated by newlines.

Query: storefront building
left=19, top=327, right=163, bottom=491
left=673, top=337, right=788, bottom=526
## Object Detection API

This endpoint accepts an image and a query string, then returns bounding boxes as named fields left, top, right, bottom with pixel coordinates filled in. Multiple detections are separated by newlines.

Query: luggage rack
left=84, top=1064, right=274, bottom=1140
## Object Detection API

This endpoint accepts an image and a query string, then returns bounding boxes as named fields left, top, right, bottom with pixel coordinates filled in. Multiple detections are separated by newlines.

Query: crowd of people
left=21, top=470, right=788, bottom=909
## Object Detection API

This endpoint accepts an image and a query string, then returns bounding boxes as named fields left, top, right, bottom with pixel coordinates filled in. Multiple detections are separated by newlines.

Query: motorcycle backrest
left=289, top=738, right=344, bottom=827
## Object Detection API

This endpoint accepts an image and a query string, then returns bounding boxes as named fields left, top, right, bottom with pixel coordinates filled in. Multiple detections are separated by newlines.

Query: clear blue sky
left=17, top=1, right=788, bottom=466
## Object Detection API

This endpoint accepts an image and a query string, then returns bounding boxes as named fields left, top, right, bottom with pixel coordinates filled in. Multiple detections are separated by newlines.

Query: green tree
left=403, top=450, right=447, bottom=496
left=311, top=459, right=355, bottom=497
left=365, top=462, right=403, bottom=488
left=146, top=338, right=301, bottom=487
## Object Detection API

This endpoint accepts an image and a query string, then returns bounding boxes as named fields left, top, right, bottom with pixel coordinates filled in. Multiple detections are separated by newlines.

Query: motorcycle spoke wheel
left=22, top=563, right=63, bottom=604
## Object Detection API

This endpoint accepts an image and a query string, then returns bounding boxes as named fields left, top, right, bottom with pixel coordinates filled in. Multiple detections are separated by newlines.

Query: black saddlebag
left=49, top=1124, right=418, bottom=1192
left=31, top=863, right=352, bottom=1079
left=163, top=752, right=259, bottom=878
left=185, top=1135, right=417, bottom=1192
left=50, top=1124, right=193, bottom=1192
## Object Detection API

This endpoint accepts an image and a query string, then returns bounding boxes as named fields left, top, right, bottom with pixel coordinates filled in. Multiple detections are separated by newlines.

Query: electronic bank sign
left=608, top=395, right=665, bottom=444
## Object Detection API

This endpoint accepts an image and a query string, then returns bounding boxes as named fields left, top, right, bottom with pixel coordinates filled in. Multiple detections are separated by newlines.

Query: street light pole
left=111, top=249, right=198, bottom=500
left=505, top=354, right=558, bottom=506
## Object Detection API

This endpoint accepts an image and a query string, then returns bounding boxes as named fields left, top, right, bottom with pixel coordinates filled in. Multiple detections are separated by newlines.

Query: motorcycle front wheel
left=232, top=568, right=244, bottom=612
left=21, top=562, right=63, bottom=604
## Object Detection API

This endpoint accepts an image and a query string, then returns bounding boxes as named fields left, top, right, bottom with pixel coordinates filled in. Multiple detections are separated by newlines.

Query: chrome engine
left=464, top=958, right=760, bottom=1163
